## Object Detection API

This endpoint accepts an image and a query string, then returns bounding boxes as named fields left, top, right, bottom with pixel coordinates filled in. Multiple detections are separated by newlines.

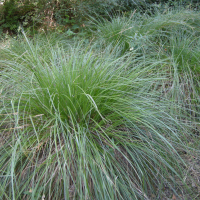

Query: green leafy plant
left=0, top=33, right=193, bottom=199
left=91, top=7, right=200, bottom=54
left=1, top=3, right=200, bottom=199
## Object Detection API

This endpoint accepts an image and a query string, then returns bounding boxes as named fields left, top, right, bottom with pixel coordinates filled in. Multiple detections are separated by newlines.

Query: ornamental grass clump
left=153, top=30, right=200, bottom=119
left=0, top=35, right=192, bottom=199
left=91, top=7, right=200, bottom=55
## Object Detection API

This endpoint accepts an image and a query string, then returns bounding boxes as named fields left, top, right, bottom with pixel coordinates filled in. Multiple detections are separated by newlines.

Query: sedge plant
left=90, top=5, right=200, bottom=56
left=0, top=33, right=194, bottom=199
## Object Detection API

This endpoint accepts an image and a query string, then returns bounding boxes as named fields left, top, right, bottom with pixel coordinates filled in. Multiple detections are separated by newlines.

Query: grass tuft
left=0, top=5, right=200, bottom=200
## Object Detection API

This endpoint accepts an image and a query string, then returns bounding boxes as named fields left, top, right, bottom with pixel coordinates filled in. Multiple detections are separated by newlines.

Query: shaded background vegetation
left=0, top=0, right=200, bottom=36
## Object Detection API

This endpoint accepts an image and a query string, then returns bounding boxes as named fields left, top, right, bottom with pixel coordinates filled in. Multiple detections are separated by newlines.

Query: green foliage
left=92, top=6, right=200, bottom=116
left=90, top=7, right=200, bottom=57
left=0, top=0, right=121, bottom=34
left=0, top=3, right=200, bottom=200
left=0, top=32, right=194, bottom=199
left=0, top=0, right=19, bottom=32
left=0, top=0, right=199, bottom=35
left=0, top=0, right=42, bottom=34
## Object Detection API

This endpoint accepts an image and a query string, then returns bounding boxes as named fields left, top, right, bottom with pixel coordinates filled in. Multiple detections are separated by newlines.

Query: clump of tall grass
left=161, top=30, right=200, bottom=93
left=90, top=6, right=200, bottom=55
left=0, top=34, right=192, bottom=199
left=157, top=31, right=200, bottom=128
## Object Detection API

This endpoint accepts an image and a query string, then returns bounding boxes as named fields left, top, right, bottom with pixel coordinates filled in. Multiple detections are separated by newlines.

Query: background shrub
left=0, top=0, right=200, bottom=35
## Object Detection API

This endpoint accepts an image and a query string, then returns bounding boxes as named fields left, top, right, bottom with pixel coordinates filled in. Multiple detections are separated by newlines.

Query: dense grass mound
left=0, top=35, right=192, bottom=199
left=91, top=8, right=200, bottom=54
left=0, top=5, right=200, bottom=200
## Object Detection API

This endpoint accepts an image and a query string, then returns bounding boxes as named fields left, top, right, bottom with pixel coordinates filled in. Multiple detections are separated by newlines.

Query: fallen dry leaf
left=172, top=194, right=176, bottom=200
